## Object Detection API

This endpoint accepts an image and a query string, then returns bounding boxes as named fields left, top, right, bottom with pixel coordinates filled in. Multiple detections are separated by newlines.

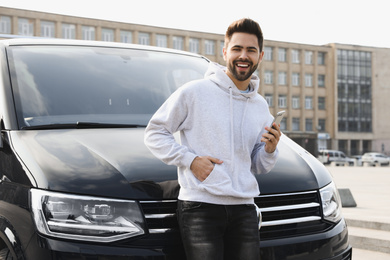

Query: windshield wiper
left=21, top=122, right=146, bottom=130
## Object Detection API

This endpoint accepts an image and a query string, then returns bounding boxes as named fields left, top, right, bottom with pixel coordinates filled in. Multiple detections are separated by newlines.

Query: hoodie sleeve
left=251, top=143, right=279, bottom=174
left=144, top=87, right=197, bottom=168
left=250, top=117, right=279, bottom=174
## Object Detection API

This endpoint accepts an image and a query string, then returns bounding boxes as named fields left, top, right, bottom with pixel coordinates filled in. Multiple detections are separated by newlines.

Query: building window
left=318, top=119, right=326, bottom=132
left=265, top=94, right=273, bottom=107
left=292, top=72, right=300, bottom=86
left=189, top=38, right=200, bottom=53
left=82, top=26, right=95, bottom=40
left=337, top=49, right=372, bottom=132
left=0, top=16, right=11, bottom=34
left=292, top=96, right=300, bottom=109
left=102, top=28, right=114, bottom=42
left=292, top=49, right=300, bottom=64
left=305, top=51, right=313, bottom=64
left=318, top=97, right=326, bottom=110
left=318, top=74, right=325, bottom=87
left=264, top=46, right=273, bottom=61
left=305, top=73, right=313, bottom=87
left=264, top=70, right=273, bottom=84
left=278, top=95, right=287, bottom=108
left=318, top=52, right=326, bottom=65
left=305, top=96, right=313, bottom=109
left=156, top=34, right=168, bottom=48
left=278, top=71, right=287, bottom=85
left=292, top=118, right=300, bottom=131
left=62, top=23, right=75, bottom=39
left=173, top=36, right=184, bottom=50
left=138, top=32, right=150, bottom=45
left=220, top=41, right=224, bottom=56
left=40, top=20, right=55, bottom=38
left=278, top=48, right=287, bottom=62
left=18, top=18, right=34, bottom=36
left=305, top=118, right=313, bottom=131
left=120, top=30, right=132, bottom=43
left=205, top=40, right=215, bottom=55
left=280, top=118, right=287, bottom=131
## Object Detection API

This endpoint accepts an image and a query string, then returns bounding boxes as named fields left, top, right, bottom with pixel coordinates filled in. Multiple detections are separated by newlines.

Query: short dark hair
left=225, top=18, right=264, bottom=52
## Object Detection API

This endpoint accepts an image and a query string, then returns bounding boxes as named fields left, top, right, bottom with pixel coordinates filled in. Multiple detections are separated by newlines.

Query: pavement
left=326, top=165, right=390, bottom=259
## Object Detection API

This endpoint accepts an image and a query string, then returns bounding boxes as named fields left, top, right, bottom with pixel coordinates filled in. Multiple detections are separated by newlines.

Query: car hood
left=10, top=129, right=332, bottom=200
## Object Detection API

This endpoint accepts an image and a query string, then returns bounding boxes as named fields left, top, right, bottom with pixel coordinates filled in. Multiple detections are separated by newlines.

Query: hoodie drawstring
left=241, top=97, right=250, bottom=149
left=229, top=87, right=250, bottom=170
left=229, top=87, right=234, bottom=170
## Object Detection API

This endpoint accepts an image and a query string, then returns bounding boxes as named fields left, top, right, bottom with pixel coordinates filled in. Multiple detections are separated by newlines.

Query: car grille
left=139, top=190, right=332, bottom=242
left=255, top=190, right=332, bottom=239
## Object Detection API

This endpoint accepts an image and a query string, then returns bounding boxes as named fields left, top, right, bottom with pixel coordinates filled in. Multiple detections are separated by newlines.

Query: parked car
left=0, top=39, right=351, bottom=259
left=318, top=149, right=354, bottom=166
left=361, top=152, right=390, bottom=166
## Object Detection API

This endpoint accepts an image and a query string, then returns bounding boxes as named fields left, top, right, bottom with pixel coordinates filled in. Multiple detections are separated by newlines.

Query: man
left=144, top=18, right=281, bottom=260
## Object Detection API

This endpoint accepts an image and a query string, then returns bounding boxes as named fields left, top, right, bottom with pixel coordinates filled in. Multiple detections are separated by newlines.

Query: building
left=1, top=6, right=389, bottom=156
left=258, top=40, right=332, bottom=155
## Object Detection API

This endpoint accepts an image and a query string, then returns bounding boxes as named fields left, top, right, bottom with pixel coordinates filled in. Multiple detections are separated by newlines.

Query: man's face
left=223, top=32, right=263, bottom=82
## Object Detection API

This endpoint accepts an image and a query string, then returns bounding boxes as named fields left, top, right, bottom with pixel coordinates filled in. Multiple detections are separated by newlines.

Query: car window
left=8, top=46, right=209, bottom=129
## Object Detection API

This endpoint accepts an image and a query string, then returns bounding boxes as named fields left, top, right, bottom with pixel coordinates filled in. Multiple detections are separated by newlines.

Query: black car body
left=0, top=39, right=351, bottom=259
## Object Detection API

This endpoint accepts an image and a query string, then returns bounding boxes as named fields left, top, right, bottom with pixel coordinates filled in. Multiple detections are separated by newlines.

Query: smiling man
left=145, top=18, right=281, bottom=260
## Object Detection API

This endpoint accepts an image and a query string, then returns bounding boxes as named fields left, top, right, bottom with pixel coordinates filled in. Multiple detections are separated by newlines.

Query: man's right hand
left=190, top=156, right=223, bottom=181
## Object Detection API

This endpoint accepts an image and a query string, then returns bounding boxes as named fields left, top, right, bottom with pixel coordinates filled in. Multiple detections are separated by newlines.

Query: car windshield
left=7, top=45, right=209, bottom=129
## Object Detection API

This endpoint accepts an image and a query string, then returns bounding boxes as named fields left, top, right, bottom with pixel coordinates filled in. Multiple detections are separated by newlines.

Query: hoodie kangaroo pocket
left=199, top=164, right=232, bottom=195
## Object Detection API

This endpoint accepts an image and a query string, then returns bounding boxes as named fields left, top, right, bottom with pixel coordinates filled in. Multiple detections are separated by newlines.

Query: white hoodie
left=144, top=62, right=278, bottom=205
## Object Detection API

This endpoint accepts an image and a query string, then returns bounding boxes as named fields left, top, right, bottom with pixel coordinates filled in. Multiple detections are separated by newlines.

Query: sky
left=1, top=0, right=389, bottom=48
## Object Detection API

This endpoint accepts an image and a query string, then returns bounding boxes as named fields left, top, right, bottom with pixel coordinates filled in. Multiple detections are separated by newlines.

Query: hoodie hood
left=205, top=62, right=260, bottom=98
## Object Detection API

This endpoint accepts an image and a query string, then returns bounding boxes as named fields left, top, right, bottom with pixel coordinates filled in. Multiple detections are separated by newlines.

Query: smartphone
left=269, top=110, right=285, bottom=131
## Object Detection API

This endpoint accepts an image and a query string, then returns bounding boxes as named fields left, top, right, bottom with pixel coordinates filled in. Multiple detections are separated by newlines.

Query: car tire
left=0, top=248, right=12, bottom=260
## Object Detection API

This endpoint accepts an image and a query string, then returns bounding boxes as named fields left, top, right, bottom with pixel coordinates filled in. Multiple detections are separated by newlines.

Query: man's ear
left=259, top=51, right=265, bottom=63
left=222, top=47, right=227, bottom=61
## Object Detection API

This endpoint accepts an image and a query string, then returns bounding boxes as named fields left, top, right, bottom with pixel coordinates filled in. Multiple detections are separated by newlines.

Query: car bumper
left=25, top=219, right=351, bottom=260
left=259, top=218, right=351, bottom=260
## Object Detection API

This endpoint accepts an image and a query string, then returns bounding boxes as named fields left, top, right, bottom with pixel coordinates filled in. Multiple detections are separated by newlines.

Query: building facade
left=1, top=6, right=389, bottom=156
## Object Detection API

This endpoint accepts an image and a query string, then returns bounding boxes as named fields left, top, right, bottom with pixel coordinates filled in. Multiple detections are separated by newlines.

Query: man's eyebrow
left=231, top=45, right=258, bottom=51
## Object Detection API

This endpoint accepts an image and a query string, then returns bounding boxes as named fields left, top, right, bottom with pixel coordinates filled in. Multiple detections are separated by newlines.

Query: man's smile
left=235, top=61, right=251, bottom=71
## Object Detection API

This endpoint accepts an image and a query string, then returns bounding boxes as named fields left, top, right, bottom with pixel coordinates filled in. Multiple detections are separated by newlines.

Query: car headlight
left=31, top=189, right=145, bottom=242
left=320, top=181, right=342, bottom=223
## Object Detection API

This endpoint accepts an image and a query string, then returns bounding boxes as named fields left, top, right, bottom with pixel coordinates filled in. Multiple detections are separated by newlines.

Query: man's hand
left=261, top=123, right=281, bottom=154
left=190, top=156, right=223, bottom=181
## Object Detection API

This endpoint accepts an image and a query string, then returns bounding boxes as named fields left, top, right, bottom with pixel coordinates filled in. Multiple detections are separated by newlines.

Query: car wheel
left=0, top=248, right=12, bottom=260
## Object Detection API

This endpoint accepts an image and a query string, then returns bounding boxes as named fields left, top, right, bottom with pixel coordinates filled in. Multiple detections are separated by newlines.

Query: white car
left=318, top=150, right=354, bottom=166
left=361, top=152, right=390, bottom=166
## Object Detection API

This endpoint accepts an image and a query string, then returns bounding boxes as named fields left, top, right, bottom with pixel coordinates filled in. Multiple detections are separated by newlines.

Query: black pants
left=177, top=200, right=260, bottom=260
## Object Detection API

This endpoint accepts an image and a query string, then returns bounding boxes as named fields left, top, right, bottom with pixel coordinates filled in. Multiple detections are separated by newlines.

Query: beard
left=227, top=59, right=259, bottom=81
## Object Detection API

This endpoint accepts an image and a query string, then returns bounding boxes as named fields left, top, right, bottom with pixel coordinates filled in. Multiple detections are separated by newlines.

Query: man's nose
left=239, top=50, right=249, bottom=59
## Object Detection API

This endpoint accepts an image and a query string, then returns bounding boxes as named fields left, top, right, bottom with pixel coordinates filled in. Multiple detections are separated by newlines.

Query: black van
left=0, top=39, right=351, bottom=259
